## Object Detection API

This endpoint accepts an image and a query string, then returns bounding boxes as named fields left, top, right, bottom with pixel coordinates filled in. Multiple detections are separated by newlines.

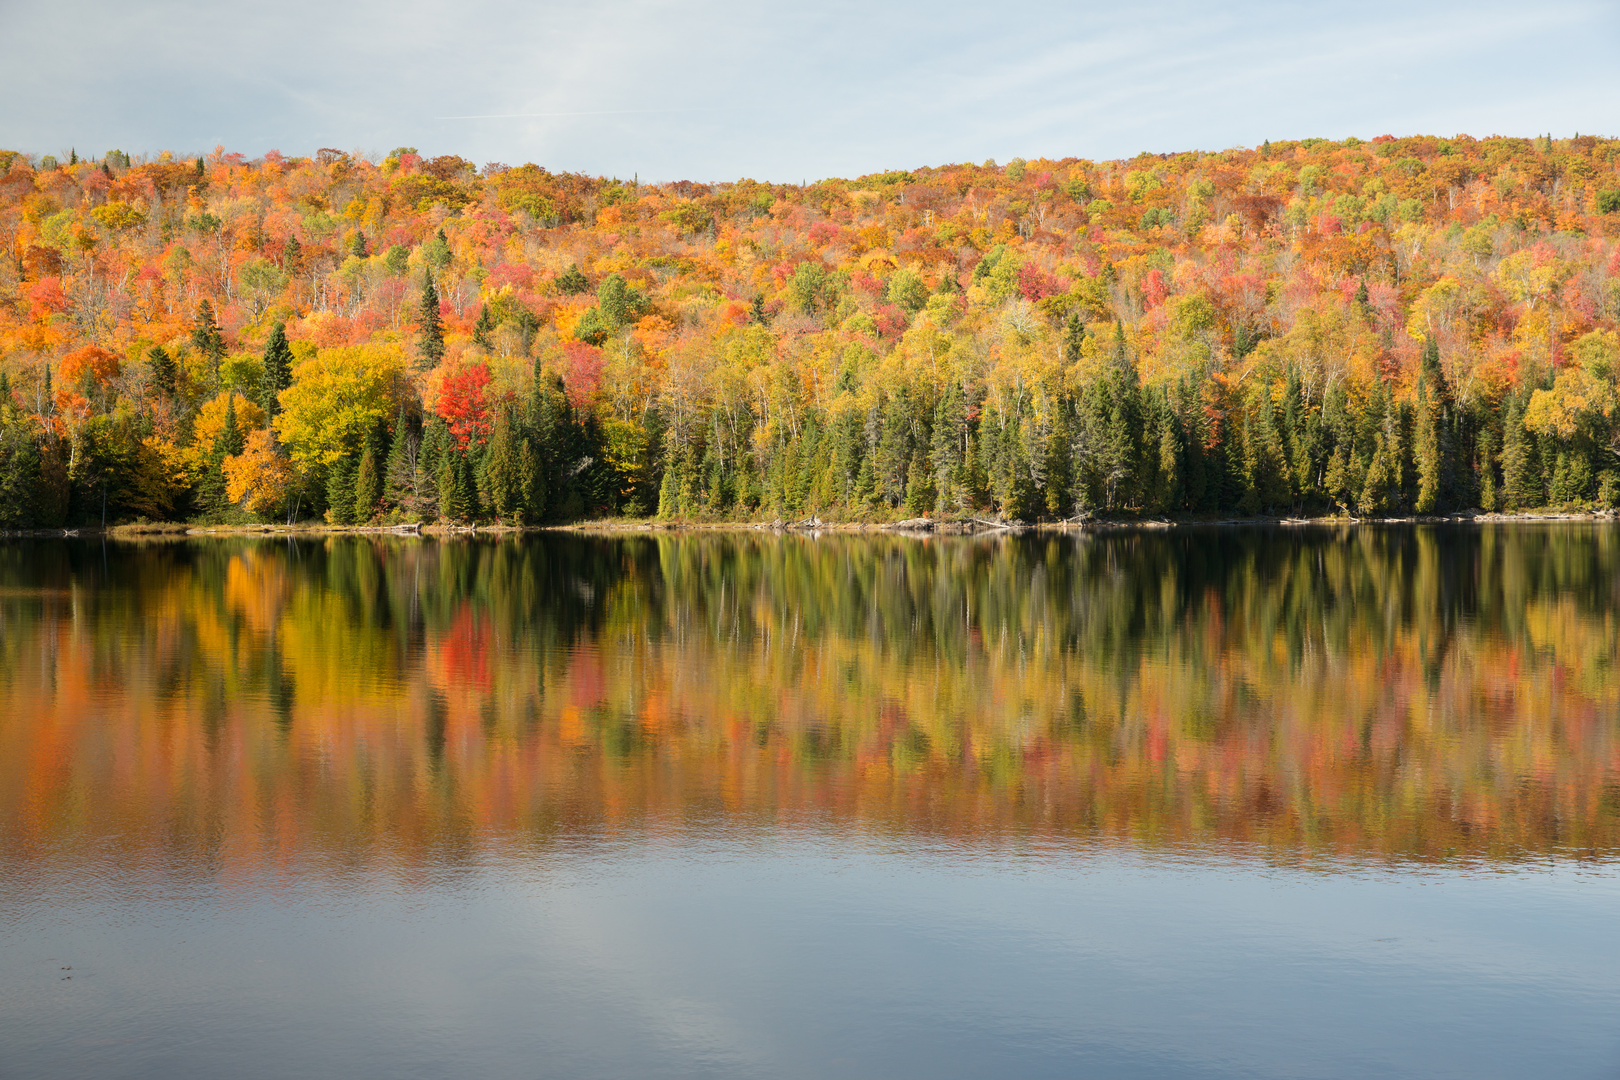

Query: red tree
left=437, top=361, right=493, bottom=447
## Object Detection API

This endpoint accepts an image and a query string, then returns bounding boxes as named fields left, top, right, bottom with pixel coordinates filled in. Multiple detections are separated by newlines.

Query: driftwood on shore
left=2, top=508, right=1617, bottom=541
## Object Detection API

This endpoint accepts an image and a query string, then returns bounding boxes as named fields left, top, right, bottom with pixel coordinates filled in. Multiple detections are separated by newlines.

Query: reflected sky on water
left=2, top=527, right=1619, bottom=1078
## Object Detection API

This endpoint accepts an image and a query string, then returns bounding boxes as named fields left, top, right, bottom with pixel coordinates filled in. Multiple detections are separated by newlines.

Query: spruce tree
left=1476, top=427, right=1498, bottom=511
left=473, top=304, right=494, bottom=352
left=219, top=394, right=244, bottom=458
left=1500, top=395, right=1538, bottom=510
left=260, top=321, right=293, bottom=419
left=483, top=407, right=521, bottom=519
left=1359, top=440, right=1392, bottom=516
left=456, top=450, right=478, bottom=518
left=0, top=411, right=40, bottom=529
left=353, top=443, right=381, bottom=522
left=557, top=263, right=590, bottom=294
left=1414, top=377, right=1442, bottom=513
left=439, top=448, right=467, bottom=521
left=192, top=300, right=225, bottom=385
left=326, top=456, right=357, bottom=525
left=930, top=382, right=967, bottom=512
left=283, top=235, right=302, bottom=273
left=417, top=273, right=445, bottom=370
left=147, top=346, right=177, bottom=397
left=351, top=231, right=368, bottom=259
left=519, top=438, right=545, bottom=521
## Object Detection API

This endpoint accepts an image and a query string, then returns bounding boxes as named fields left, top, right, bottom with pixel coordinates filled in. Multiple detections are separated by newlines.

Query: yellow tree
left=273, top=344, right=403, bottom=467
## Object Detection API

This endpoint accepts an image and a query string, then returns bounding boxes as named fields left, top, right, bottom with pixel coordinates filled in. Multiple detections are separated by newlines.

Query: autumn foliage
left=0, top=135, right=1619, bottom=526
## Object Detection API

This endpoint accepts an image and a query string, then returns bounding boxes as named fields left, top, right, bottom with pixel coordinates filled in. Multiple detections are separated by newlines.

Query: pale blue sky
left=1, top=0, right=1615, bottom=180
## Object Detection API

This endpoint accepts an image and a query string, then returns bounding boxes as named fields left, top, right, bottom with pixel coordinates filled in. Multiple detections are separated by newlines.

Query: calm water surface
left=2, top=527, right=1619, bottom=1079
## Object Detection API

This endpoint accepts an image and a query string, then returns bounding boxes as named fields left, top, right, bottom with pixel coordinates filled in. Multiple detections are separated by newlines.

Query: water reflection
left=2, top=526, right=1618, bottom=878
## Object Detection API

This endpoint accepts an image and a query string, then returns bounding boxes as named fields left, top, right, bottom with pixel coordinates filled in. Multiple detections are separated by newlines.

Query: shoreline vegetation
left=3, top=136, right=1620, bottom=536
left=3, top=506, right=1615, bottom=539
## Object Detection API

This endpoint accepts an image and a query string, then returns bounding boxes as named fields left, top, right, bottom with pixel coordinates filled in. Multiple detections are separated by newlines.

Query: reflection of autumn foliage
left=431, top=604, right=492, bottom=691
left=2, top=530, right=1618, bottom=883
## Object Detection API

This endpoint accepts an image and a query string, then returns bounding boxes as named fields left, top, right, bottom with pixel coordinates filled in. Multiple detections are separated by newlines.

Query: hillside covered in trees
left=1, top=135, right=1619, bottom=527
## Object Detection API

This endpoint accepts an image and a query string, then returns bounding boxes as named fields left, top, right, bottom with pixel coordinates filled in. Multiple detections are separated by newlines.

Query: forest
left=1, top=134, right=1619, bottom=527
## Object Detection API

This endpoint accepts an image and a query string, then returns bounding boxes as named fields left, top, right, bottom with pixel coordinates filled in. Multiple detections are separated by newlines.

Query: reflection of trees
left=1, top=526, right=1618, bottom=878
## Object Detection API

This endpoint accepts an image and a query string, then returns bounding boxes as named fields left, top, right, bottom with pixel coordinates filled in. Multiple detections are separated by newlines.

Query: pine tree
left=0, top=411, right=40, bottom=529
left=351, top=231, right=368, bottom=259
left=192, top=300, right=225, bottom=385
left=1063, top=313, right=1086, bottom=364
left=1414, top=377, right=1442, bottom=513
left=383, top=408, right=422, bottom=516
left=424, top=228, right=452, bottom=271
left=456, top=450, right=478, bottom=519
left=353, top=442, right=381, bottom=522
left=1156, top=405, right=1181, bottom=511
left=283, top=235, right=302, bottom=273
left=519, top=438, right=545, bottom=521
left=417, top=273, right=445, bottom=370
left=260, top=321, right=293, bottom=419
left=473, top=304, right=494, bottom=352
left=219, top=394, right=244, bottom=458
left=326, top=456, right=357, bottom=525
left=1476, top=427, right=1498, bottom=511
left=1500, top=395, right=1538, bottom=510
left=147, top=346, right=177, bottom=397
left=1359, top=440, right=1392, bottom=516
left=484, top=408, right=521, bottom=519
left=557, top=264, right=590, bottom=294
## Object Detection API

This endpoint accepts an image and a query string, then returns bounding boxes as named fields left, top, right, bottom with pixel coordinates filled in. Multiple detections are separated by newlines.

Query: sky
left=0, top=0, right=1616, bottom=181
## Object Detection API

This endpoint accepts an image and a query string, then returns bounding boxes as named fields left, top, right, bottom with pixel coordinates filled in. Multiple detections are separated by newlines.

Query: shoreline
left=1, top=509, right=1616, bottom=540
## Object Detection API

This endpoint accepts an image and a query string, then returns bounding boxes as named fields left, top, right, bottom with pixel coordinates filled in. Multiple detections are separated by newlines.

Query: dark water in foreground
left=2, top=526, right=1619, bottom=1079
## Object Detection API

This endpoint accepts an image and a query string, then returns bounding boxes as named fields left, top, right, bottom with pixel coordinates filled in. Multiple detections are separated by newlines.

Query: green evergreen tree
left=0, top=411, right=40, bottom=529
left=147, top=345, right=177, bottom=397
left=260, top=321, right=293, bottom=418
left=351, top=231, right=368, bottom=259
left=417, top=273, right=445, bottom=370
left=353, top=442, right=381, bottom=522
left=484, top=407, right=522, bottom=519
left=1414, top=377, right=1442, bottom=513
left=557, top=263, right=590, bottom=294
left=1063, top=313, right=1086, bottom=364
left=219, top=394, right=244, bottom=458
left=424, top=228, right=452, bottom=271
left=473, top=304, right=494, bottom=352
left=1358, top=440, right=1392, bottom=516
left=438, top=448, right=473, bottom=521
left=519, top=438, right=545, bottom=521
left=383, top=407, right=422, bottom=516
left=1476, top=426, right=1498, bottom=511
left=656, top=453, right=680, bottom=519
left=326, top=456, right=358, bottom=525
left=1156, top=404, right=1181, bottom=511
left=1500, top=395, right=1538, bottom=509
left=192, top=299, right=225, bottom=385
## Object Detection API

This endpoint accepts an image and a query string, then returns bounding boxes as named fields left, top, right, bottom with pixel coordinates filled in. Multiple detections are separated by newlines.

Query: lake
left=2, top=526, right=1619, bottom=1079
